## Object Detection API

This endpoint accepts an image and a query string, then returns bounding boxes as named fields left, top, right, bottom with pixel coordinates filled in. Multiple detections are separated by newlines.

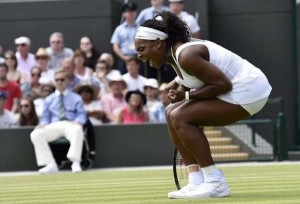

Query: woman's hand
left=165, top=80, right=179, bottom=92
left=167, top=85, right=185, bottom=103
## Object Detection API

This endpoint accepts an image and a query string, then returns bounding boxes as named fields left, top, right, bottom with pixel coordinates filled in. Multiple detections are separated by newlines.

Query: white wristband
left=185, top=91, right=190, bottom=100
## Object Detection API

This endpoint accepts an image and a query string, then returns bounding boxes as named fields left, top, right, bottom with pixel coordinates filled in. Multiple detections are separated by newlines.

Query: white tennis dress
left=172, top=40, right=272, bottom=109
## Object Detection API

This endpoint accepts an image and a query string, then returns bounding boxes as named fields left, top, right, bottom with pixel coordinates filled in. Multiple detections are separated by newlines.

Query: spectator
left=15, top=36, right=36, bottom=81
left=94, top=61, right=112, bottom=96
left=30, top=68, right=87, bottom=174
left=4, top=50, right=26, bottom=84
left=116, top=90, right=148, bottom=124
left=0, top=91, right=18, bottom=127
left=101, top=72, right=127, bottom=123
left=34, top=78, right=56, bottom=119
left=73, top=49, right=94, bottom=81
left=148, top=83, right=170, bottom=123
left=74, top=83, right=107, bottom=125
left=122, top=56, right=147, bottom=93
left=98, top=53, right=120, bottom=79
left=79, top=36, right=100, bottom=70
left=35, top=48, right=55, bottom=82
left=143, top=78, right=160, bottom=112
left=21, top=67, right=42, bottom=99
left=135, top=0, right=169, bottom=25
left=17, top=97, right=39, bottom=126
left=62, top=57, right=81, bottom=90
left=0, top=45, right=4, bottom=63
left=0, top=63, right=22, bottom=113
left=111, top=2, right=139, bottom=74
left=46, top=32, right=74, bottom=69
left=168, top=0, right=201, bottom=38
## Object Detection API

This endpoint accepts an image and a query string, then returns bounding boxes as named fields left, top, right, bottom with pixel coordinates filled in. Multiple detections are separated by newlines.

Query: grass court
left=0, top=162, right=299, bottom=204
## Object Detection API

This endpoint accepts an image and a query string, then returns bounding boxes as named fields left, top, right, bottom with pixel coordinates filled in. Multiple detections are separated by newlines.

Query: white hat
left=107, top=71, right=127, bottom=89
left=144, top=78, right=159, bottom=89
left=15, top=36, right=31, bottom=46
left=169, top=0, right=184, bottom=3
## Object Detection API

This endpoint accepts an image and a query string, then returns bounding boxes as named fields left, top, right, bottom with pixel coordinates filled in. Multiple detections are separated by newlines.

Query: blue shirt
left=110, top=21, right=138, bottom=55
left=148, top=102, right=166, bottom=123
left=40, top=89, right=87, bottom=125
left=135, top=6, right=170, bottom=26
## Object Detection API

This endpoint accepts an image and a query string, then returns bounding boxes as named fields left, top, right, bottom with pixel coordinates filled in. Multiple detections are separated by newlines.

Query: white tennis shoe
left=168, top=183, right=201, bottom=199
left=39, top=163, right=59, bottom=174
left=185, top=178, right=231, bottom=198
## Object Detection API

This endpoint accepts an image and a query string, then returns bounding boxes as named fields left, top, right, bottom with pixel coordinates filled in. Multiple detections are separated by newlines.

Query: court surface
left=0, top=161, right=299, bottom=204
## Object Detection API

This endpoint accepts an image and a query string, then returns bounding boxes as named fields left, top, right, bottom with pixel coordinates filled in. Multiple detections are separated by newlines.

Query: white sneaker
left=168, top=183, right=201, bottom=199
left=71, top=162, right=82, bottom=173
left=186, top=178, right=231, bottom=198
left=39, top=163, right=59, bottom=174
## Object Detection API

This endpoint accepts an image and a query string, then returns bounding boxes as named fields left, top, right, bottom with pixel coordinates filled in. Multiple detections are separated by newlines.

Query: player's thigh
left=165, top=101, right=184, bottom=120
left=170, top=98, right=250, bottom=126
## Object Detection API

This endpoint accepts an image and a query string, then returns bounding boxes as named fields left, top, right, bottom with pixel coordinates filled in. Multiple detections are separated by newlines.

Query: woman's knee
left=30, top=129, right=44, bottom=142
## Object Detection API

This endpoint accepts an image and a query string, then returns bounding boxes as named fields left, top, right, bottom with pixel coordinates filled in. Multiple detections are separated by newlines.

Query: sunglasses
left=20, top=104, right=29, bottom=108
left=36, top=56, right=48, bottom=60
left=51, top=41, right=61, bottom=44
left=31, top=73, right=41, bottom=77
left=79, top=89, right=92, bottom=94
left=55, top=78, right=65, bottom=82
left=5, top=57, right=14, bottom=60
left=17, top=44, right=27, bottom=47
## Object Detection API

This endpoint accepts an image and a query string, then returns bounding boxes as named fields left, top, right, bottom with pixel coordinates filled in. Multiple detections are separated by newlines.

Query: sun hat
left=125, top=89, right=147, bottom=105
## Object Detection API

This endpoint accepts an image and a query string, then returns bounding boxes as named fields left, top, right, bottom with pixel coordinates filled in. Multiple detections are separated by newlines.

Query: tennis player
left=135, top=11, right=272, bottom=199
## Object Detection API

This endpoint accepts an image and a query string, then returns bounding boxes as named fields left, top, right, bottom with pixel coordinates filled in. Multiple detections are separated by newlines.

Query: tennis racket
left=173, top=148, right=188, bottom=190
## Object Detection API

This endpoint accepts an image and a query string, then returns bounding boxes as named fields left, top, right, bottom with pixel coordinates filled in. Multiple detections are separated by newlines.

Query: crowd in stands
left=0, top=0, right=200, bottom=128
left=0, top=0, right=201, bottom=173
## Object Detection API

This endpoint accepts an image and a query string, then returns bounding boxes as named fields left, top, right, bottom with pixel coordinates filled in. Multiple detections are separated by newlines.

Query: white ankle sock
left=202, top=165, right=222, bottom=182
left=189, top=171, right=204, bottom=185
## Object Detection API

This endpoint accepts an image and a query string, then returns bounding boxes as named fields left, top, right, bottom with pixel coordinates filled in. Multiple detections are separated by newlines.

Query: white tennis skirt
left=240, top=97, right=269, bottom=115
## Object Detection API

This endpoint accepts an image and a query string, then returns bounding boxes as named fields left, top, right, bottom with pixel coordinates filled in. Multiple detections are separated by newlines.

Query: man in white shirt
left=122, top=56, right=147, bottom=93
left=15, top=36, right=36, bottom=81
left=168, top=0, right=201, bottom=38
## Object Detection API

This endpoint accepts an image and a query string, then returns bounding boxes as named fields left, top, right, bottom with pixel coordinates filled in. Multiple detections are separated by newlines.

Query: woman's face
left=135, top=39, right=166, bottom=68
left=30, top=68, right=41, bottom=83
left=80, top=37, right=93, bottom=53
left=5, top=54, right=16, bottom=69
left=20, top=99, right=31, bottom=116
left=74, top=55, right=85, bottom=66
left=129, top=93, right=143, bottom=107
left=79, top=88, right=93, bottom=103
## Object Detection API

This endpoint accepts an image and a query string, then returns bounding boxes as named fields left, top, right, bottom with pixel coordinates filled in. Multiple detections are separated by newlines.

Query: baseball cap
left=121, top=2, right=138, bottom=12
left=15, top=36, right=31, bottom=46
left=144, top=78, right=159, bottom=89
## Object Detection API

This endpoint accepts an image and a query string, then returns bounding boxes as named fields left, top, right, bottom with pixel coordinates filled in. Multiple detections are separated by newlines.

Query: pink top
left=122, top=107, right=147, bottom=124
left=101, top=93, right=126, bottom=122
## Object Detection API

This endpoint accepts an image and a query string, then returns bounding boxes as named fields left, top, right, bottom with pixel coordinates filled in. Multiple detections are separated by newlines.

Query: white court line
left=0, top=161, right=299, bottom=177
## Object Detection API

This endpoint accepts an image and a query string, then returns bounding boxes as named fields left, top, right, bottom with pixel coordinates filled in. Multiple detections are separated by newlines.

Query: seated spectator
left=148, top=83, right=170, bottom=123
left=30, top=68, right=87, bottom=174
left=15, top=36, right=36, bottom=81
left=94, top=61, right=111, bottom=95
left=46, top=32, right=74, bottom=69
left=35, top=48, right=55, bottom=82
left=62, top=58, right=81, bottom=90
left=4, top=50, right=26, bottom=84
left=98, top=53, right=121, bottom=78
left=116, top=90, right=148, bottom=124
left=21, top=67, right=42, bottom=99
left=0, top=63, right=22, bottom=113
left=74, top=83, right=107, bottom=125
left=143, top=78, right=160, bottom=110
left=34, top=78, right=56, bottom=119
left=101, top=72, right=127, bottom=123
left=122, top=56, right=146, bottom=93
left=79, top=36, right=100, bottom=70
left=73, top=49, right=94, bottom=81
left=0, top=91, right=18, bottom=127
left=17, top=97, right=39, bottom=126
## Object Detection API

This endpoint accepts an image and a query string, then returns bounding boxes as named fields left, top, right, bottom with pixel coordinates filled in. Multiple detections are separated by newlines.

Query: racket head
left=172, top=148, right=188, bottom=190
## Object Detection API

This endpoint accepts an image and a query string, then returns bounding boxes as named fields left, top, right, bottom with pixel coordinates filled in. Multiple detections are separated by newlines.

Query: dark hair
left=4, top=50, right=18, bottom=69
left=19, top=97, right=39, bottom=126
left=141, top=11, right=191, bottom=49
left=0, top=63, right=8, bottom=72
left=73, top=49, right=87, bottom=66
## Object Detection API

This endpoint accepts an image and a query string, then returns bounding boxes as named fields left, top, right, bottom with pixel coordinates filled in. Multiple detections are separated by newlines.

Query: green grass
left=0, top=163, right=300, bottom=204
